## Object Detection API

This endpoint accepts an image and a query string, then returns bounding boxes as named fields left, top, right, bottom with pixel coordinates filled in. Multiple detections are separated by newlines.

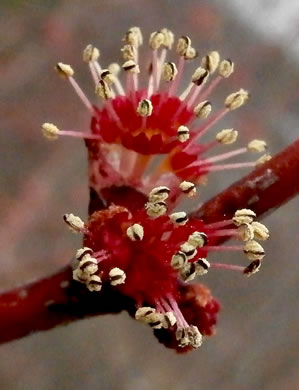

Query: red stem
left=0, top=139, right=299, bottom=345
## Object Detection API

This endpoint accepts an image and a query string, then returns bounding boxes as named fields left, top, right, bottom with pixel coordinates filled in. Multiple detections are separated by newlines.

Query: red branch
left=1, top=138, right=299, bottom=345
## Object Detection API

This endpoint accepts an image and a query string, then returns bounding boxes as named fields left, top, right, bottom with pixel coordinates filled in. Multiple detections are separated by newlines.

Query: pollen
left=194, top=100, right=212, bottom=118
left=109, top=267, right=126, bottom=285
left=42, top=123, right=59, bottom=140
left=179, top=181, right=196, bottom=197
left=55, top=62, right=74, bottom=78
left=63, top=213, right=85, bottom=233
left=126, top=223, right=144, bottom=241
left=225, top=89, right=249, bottom=110
left=248, top=139, right=267, bottom=152
left=216, top=128, right=238, bottom=144
left=83, top=44, right=100, bottom=62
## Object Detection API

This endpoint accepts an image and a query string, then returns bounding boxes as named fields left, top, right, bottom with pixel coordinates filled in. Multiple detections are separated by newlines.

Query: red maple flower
left=42, top=27, right=270, bottom=351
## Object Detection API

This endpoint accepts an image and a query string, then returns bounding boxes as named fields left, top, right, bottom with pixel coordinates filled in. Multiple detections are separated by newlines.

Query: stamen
left=126, top=223, right=144, bottom=241
left=145, top=201, right=168, bottom=218
left=177, top=125, right=190, bottom=143
left=201, top=51, right=220, bottom=74
left=79, top=256, right=98, bottom=274
left=179, top=181, right=196, bottom=197
left=251, top=222, right=270, bottom=241
left=187, top=231, right=208, bottom=248
left=171, top=251, right=187, bottom=270
left=180, top=243, right=197, bottom=259
left=243, top=240, right=265, bottom=261
left=63, top=213, right=85, bottom=233
left=55, top=63, right=94, bottom=112
left=248, top=139, right=267, bottom=152
left=137, top=99, right=153, bottom=117
left=86, top=275, right=103, bottom=292
left=42, top=123, right=102, bottom=141
left=216, top=128, right=238, bottom=145
left=243, top=260, right=262, bottom=276
left=95, top=79, right=114, bottom=100
left=256, top=154, right=272, bottom=165
left=108, top=63, right=125, bottom=95
left=195, top=258, right=210, bottom=275
left=219, top=59, right=234, bottom=78
left=225, top=89, right=249, bottom=110
left=194, top=100, right=212, bottom=119
left=148, top=186, right=170, bottom=202
left=170, top=211, right=188, bottom=225
left=123, top=27, right=143, bottom=48
left=82, top=44, right=100, bottom=63
left=75, top=247, right=93, bottom=261
left=121, top=44, right=137, bottom=61
left=109, top=267, right=126, bottom=285
left=162, top=62, right=178, bottom=82
left=232, top=209, right=256, bottom=226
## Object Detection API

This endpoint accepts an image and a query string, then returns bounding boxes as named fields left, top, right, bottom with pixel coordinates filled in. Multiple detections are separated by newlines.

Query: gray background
left=1, top=1, right=299, bottom=389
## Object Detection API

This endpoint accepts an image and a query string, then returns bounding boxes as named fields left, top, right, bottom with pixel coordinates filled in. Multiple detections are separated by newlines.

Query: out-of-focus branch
left=0, top=139, right=298, bottom=345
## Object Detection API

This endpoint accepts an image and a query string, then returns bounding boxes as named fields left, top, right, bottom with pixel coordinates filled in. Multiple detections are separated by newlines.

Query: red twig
left=0, top=139, right=299, bottom=345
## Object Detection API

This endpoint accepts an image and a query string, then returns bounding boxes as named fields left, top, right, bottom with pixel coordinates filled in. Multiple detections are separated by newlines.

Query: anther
left=219, top=59, right=234, bottom=78
left=188, top=231, right=208, bottom=248
left=243, top=259, right=262, bottom=276
left=180, top=262, right=197, bottom=282
left=145, top=201, right=168, bottom=218
left=188, top=325, right=203, bottom=348
left=179, top=181, right=196, bottom=197
left=95, top=79, right=113, bottom=100
left=191, top=67, right=209, bottom=86
left=248, top=139, right=267, bottom=152
left=176, top=35, right=191, bottom=56
left=121, top=44, right=137, bottom=61
left=180, top=243, right=197, bottom=259
left=73, top=269, right=88, bottom=283
left=75, top=247, right=93, bottom=261
left=82, top=44, right=100, bottom=63
left=160, top=28, right=174, bottom=49
left=149, top=31, right=165, bottom=50
left=216, top=128, right=238, bottom=144
left=123, top=27, right=143, bottom=48
left=135, top=307, right=155, bottom=321
left=256, top=154, right=272, bottom=166
left=100, top=69, right=115, bottom=85
left=148, top=186, right=170, bottom=202
left=126, top=223, right=144, bottom=241
left=55, top=62, right=74, bottom=78
left=108, top=63, right=121, bottom=75
left=163, top=311, right=177, bottom=328
left=243, top=240, right=265, bottom=261
left=177, top=125, right=190, bottom=142
left=195, top=258, right=210, bottom=276
left=232, top=209, right=256, bottom=226
left=137, top=99, right=153, bottom=117
left=171, top=251, right=187, bottom=270
left=109, top=267, right=126, bottom=285
left=122, top=60, right=140, bottom=73
left=251, top=222, right=269, bottom=241
left=225, top=89, right=249, bottom=110
left=42, top=123, right=59, bottom=140
left=184, top=47, right=198, bottom=60
left=201, top=51, right=220, bottom=74
left=194, top=101, right=212, bottom=119
left=79, top=256, right=98, bottom=275
left=135, top=307, right=164, bottom=329
left=63, top=213, right=84, bottom=233
left=86, top=275, right=102, bottom=292
left=162, top=62, right=178, bottom=82
left=238, top=223, right=255, bottom=241
left=170, top=211, right=189, bottom=225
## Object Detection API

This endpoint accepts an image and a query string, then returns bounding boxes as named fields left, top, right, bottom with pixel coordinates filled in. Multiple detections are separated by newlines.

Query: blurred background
left=1, top=0, right=299, bottom=389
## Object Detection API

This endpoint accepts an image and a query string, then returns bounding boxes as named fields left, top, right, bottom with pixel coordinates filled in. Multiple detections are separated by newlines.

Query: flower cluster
left=43, top=27, right=270, bottom=352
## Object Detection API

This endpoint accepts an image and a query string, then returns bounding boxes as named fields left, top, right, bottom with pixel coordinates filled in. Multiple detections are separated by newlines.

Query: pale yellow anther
left=126, top=223, right=144, bottom=241
left=201, top=51, right=220, bottom=74
left=171, top=251, right=187, bottom=270
left=243, top=240, right=265, bottom=261
left=55, top=62, right=74, bottom=77
left=194, top=101, right=212, bottom=119
left=256, top=154, right=272, bottom=166
left=191, top=67, right=209, bottom=86
left=179, top=181, right=196, bottom=197
left=180, top=262, right=197, bottom=282
left=243, top=259, right=262, bottom=276
left=82, top=44, right=100, bottom=63
left=149, top=186, right=170, bottom=202
left=233, top=209, right=256, bottom=226
left=109, top=267, right=126, bottom=286
left=187, top=231, right=208, bottom=248
left=184, top=47, right=198, bottom=60
left=123, top=27, right=143, bottom=48
left=79, top=256, right=98, bottom=275
left=219, top=59, right=234, bottom=78
left=73, top=269, right=88, bottom=283
left=122, top=60, right=140, bottom=73
left=177, top=125, right=190, bottom=142
left=149, top=31, right=165, bottom=50
left=63, top=213, right=85, bottom=233
left=100, top=69, right=115, bottom=85
left=135, top=307, right=155, bottom=321
left=170, top=211, right=188, bottom=226
left=42, top=123, right=59, bottom=140
left=86, top=275, right=102, bottom=292
left=161, top=28, right=174, bottom=49
left=145, top=201, right=167, bottom=218
left=251, top=221, right=269, bottom=241
left=95, top=79, right=113, bottom=100
left=180, top=242, right=197, bottom=259
left=238, top=223, right=255, bottom=241
left=176, top=35, right=191, bottom=56
left=108, top=63, right=121, bottom=75
left=137, top=99, right=153, bottom=117
left=121, top=44, right=137, bottom=61
left=225, top=89, right=249, bottom=110
left=195, top=258, right=210, bottom=276
left=248, top=139, right=267, bottom=152
left=135, top=307, right=164, bottom=329
left=216, top=128, right=238, bottom=144
left=163, top=311, right=177, bottom=327
left=75, top=247, right=93, bottom=260
left=162, top=62, right=178, bottom=82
